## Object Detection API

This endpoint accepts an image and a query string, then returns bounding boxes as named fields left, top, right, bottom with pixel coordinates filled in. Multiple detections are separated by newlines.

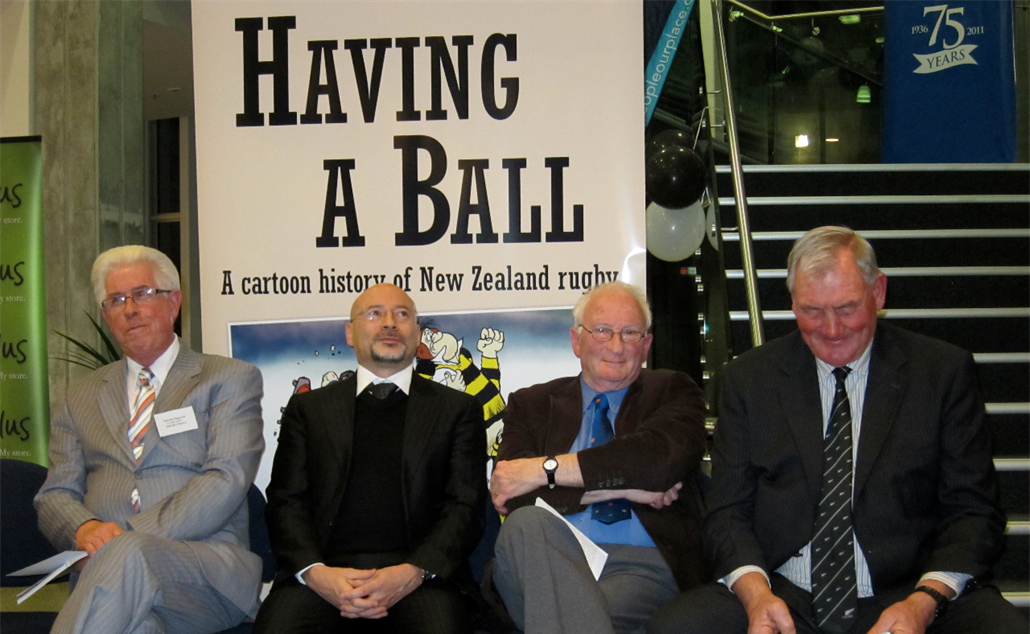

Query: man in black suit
left=649, top=226, right=1026, bottom=634
left=255, top=283, right=486, bottom=633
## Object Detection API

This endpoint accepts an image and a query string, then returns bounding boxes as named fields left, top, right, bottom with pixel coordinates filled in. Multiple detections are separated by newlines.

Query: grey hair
left=786, top=226, right=880, bottom=293
left=92, top=245, right=180, bottom=305
left=572, top=281, right=653, bottom=329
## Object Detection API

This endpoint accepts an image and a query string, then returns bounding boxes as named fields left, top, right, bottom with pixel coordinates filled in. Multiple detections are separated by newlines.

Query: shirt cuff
left=295, top=562, right=325, bottom=585
left=918, top=572, right=971, bottom=599
left=721, top=565, right=770, bottom=593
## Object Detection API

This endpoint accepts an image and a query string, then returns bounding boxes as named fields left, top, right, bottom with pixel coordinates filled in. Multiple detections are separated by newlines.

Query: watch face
left=543, top=458, right=558, bottom=471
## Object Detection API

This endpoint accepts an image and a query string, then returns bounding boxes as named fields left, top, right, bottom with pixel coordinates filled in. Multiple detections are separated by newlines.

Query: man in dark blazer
left=35, top=246, right=265, bottom=634
left=256, top=283, right=486, bottom=634
left=649, top=227, right=1026, bottom=634
left=490, top=281, right=709, bottom=634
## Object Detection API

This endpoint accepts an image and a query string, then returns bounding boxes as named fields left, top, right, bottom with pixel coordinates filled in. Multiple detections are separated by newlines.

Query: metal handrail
left=726, top=0, right=883, bottom=21
left=711, top=0, right=764, bottom=348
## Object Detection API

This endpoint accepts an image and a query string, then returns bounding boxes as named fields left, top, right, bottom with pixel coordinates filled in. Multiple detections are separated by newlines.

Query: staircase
left=715, top=163, right=1030, bottom=610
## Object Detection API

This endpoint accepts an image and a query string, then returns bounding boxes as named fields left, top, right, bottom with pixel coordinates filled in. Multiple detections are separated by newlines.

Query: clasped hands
left=302, top=563, right=423, bottom=619
left=490, top=455, right=682, bottom=515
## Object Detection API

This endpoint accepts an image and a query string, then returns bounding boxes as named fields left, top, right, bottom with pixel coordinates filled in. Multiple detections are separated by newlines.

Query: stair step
left=723, top=238, right=1030, bottom=270
left=723, top=229, right=1030, bottom=240
left=730, top=308, right=1030, bottom=320
left=1001, top=591, right=1029, bottom=608
left=720, top=195, right=1030, bottom=206
left=727, top=266, right=1030, bottom=278
left=726, top=274, right=1029, bottom=311
left=714, top=164, right=1030, bottom=198
left=1008, top=519, right=1030, bottom=536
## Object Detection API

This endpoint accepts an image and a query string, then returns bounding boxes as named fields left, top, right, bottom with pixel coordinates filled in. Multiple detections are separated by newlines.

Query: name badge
left=154, top=406, right=199, bottom=437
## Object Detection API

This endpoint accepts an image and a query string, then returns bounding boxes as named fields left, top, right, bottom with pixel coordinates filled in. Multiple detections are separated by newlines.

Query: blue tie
left=589, top=394, right=631, bottom=524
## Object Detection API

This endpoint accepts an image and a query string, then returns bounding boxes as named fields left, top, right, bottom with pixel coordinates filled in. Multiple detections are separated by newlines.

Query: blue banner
left=644, top=0, right=696, bottom=126
left=883, top=0, right=1016, bottom=163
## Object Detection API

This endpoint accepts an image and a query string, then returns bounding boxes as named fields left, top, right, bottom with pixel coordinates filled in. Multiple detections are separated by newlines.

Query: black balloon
left=645, top=131, right=707, bottom=209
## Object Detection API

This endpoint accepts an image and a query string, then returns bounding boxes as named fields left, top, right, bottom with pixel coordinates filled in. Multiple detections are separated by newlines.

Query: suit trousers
left=494, top=506, right=678, bottom=634
left=646, top=574, right=1029, bottom=634
left=53, top=532, right=246, bottom=634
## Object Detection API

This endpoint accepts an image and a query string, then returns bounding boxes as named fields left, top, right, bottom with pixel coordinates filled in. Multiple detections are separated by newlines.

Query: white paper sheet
left=534, top=497, right=608, bottom=580
left=8, top=550, right=87, bottom=604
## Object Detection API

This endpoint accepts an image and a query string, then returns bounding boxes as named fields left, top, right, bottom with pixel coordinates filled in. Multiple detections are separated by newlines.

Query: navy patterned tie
left=811, top=366, right=857, bottom=633
left=589, top=394, right=631, bottom=524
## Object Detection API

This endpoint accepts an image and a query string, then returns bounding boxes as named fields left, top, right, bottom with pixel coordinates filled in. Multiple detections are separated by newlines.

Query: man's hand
left=732, top=572, right=796, bottom=634
left=490, top=457, right=546, bottom=514
left=865, top=581, right=951, bottom=634
left=343, top=563, right=423, bottom=614
left=302, top=565, right=384, bottom=619
left=73, top=520, right=123, bottom=568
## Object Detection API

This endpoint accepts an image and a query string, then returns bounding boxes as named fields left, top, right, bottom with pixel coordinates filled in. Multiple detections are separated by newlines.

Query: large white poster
left=193, top=2, right=645, bottom=488
left=193, top=1, right=645, bottom=355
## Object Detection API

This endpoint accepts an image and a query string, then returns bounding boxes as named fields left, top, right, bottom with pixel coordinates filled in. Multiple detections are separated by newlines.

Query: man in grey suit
left=35, top=245, right=265, bottom=634
left=649, top=227, right=1026, bottom=634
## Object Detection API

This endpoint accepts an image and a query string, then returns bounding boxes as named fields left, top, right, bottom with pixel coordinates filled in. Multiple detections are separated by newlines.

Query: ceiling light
left=795, top=135, right=810, bottom=148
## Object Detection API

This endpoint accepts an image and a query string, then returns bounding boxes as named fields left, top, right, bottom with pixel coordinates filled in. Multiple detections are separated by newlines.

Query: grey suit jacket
left=704, top=322, right=1005, bottom=595
left=34, top=345, right=266, bottom=616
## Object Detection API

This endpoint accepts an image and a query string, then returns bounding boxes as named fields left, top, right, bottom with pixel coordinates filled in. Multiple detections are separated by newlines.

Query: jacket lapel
left=140, top=345, right=202, bottom=463
left=323, top=376, right=357, bottom=487
left=401, top=375, right=437, bottom=483
left=779, top=335, right=826, bottom=503
left=854, top=328, right=908, bottom=497
left=546, top=378, right=583, bottom=456
left=99, top=359, right=137, bottom=464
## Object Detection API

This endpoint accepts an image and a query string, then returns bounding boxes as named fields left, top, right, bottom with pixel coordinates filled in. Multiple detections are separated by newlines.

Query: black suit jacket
left=704, top=322, right=1005, bottom=595
left=265, top=373, right=486, bottom=584
left=497, top=369, right=711, bottom=591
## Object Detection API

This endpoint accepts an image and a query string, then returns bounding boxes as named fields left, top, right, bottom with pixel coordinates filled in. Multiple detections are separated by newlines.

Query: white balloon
left=646, top=199, right=706, bottom=262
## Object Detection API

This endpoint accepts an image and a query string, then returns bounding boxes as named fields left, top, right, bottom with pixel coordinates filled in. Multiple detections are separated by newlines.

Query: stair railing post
left=710, top=0, right=765, bottom=347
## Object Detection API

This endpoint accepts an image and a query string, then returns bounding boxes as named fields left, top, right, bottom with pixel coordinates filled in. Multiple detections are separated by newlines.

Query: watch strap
left=543, top=455, right=557, bottom=489
left=913, top=585, right=948, bottom=619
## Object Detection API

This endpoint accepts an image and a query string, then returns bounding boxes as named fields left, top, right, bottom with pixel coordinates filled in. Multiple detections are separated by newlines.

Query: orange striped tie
left=128, top=368, right=155, bottom=510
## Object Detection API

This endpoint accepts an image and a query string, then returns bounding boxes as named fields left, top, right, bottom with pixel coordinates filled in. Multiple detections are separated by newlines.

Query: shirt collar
left=578, top=374, right=630, bottom=414
left=126, top=336, right=180, bottom=394
left=356, top=364, right=413, bottom=396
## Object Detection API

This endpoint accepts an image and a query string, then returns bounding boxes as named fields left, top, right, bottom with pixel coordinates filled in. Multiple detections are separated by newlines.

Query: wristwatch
left=912, top=585, right=948, bottom=620
left=542, top=456, right=559, bottom=489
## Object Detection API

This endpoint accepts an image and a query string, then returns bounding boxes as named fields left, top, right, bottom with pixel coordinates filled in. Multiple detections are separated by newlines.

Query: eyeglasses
left=102, top=287, right=172, bottom=311
left=359, top=307, right=415, bottom=323
left=578, top=325, right=647, bottom=344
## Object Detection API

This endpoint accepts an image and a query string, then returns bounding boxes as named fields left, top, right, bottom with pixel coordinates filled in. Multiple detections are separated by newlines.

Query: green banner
left=1, top=136, right=50, bottom=466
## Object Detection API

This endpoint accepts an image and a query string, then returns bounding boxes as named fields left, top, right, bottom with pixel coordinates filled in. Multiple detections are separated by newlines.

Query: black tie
left=811, top=366, right=857, bottom=633
left=589, top=394, right=631, bottom=524
left=369, top=382, right=396, bottom=400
